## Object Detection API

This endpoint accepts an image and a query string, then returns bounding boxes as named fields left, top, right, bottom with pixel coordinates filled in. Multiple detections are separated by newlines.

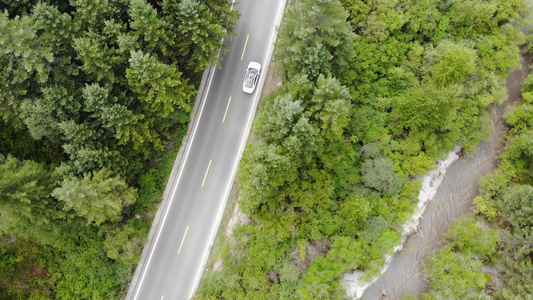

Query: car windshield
left=244, top=71, right=257, bottom=88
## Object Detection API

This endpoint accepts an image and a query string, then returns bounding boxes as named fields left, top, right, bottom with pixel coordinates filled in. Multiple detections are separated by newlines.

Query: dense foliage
left=0, top=0, right=238, bottom=298
left=423, top=63, right=533, bottom=299
left=452, top=69, right=533, bottom=299
left=422, top=217, right=499, bottom=299
left=198, top=0, right=530, bottom=299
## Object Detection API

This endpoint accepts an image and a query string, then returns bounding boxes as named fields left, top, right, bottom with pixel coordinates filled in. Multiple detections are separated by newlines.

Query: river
left=342, top=50, right=532, bottom=299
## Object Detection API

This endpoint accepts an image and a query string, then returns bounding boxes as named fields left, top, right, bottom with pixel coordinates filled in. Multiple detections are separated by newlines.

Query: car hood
left=248, top=62, right=261, bottom=72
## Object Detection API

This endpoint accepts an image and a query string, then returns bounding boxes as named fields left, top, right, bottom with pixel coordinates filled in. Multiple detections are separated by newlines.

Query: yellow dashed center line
left=241, top=34, right=249, bottom=60
left=223, top=97, right=232, bottom=123
left=202, top=160, right=212, bottom=187
left=178, top=226, right=189, bottom=255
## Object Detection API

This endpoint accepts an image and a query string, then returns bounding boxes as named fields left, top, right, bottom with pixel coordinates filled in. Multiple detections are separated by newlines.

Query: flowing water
left=342, top=52, right=532, bottom=300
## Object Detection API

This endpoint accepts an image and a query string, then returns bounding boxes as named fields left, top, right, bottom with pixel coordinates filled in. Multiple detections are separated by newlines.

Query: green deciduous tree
left=501, top=129, right=533, bottom=181
left=424, top=244, right=492, bottom=299
left=476, top=24, right=524, bottom=78
left=340, top=195, right=371, bottom=226
left=51, top=227, right=130, bottom=300
left=326, top=236, right=367, bottom=271
left=426, top=41, right=477, bottom=87
left=0, top=236, right=52, bottom=300
left=255, top=94, right=305, bottom=145
left=274, top=0, right=356, bottom=81
left=502, top=185, right=533, bottom=237
left=448, top=0, right=527, bottom=39
left=288, top=169, right=336, bottom=225
left=52, top=168, right=136, bottom=226
left=444, top=217, right=498, bottom=260
left=424, top=217, right=498, bottom=298
left=103, top=221, right=146, bottom=265
left=391, top=82, right=462, bottom=133
left=361, top=156, right=405, bottom=195
left=238, top=142, right=297, bottom=215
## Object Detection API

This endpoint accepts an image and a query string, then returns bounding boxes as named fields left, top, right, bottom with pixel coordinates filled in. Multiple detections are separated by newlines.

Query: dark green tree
left=0, top=12, right=52, bottom=120
left=70, top=0, right=128, bottom=31
left=73, top=32, right=118, bottom=83
left=19, top=85, right=81, bottom=142
left=129, top=0, right=171, bottom=55
left=126, top=50, right=195, bottom=116
left=502, top=185, right=533, bottom=237
left=0, top=155, right=62, bottom=244
left=56, top=120, right=128, bottom=176
left=274, top=0, right=356, bottom=81
left=162, top=0, right=238, bottom=73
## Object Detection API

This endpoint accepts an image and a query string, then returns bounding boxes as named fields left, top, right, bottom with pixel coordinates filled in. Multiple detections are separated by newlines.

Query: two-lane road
left=127, top=1, right=286, bottom=299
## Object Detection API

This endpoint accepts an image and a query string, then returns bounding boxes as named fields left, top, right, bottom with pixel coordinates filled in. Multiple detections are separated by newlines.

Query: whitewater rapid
left=342, top=145, right=461, bottom=298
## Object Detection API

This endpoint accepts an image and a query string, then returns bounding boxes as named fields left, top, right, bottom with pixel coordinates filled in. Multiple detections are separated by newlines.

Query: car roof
left=244, top=72, right=256, bottom=88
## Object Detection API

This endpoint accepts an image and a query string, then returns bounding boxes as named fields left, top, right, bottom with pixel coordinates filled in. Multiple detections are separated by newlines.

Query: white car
left=243, top=62, right=261, bottom=94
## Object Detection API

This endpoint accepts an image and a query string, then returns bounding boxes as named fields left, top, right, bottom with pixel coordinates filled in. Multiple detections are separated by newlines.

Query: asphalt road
left=127, top=1, right=286, bottom=299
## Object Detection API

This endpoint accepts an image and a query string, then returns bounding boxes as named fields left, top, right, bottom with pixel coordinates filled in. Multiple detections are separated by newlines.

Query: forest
left=197, top=0, right=532, bottom=299
left=1, top=0, right=532, bottom=299
left=0, top=0, right=237, bottom=298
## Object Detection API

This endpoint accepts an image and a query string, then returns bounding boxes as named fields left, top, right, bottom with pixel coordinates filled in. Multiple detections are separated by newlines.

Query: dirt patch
left=261, top=63, right=282, bottom=98
left=225, top=202, right=250, bottom=236
left=213, top=259, right=224, bottom=271
left=0, top=235, right=17, bottom=248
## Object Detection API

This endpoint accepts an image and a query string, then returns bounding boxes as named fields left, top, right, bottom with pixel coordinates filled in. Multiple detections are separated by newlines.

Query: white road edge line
left=189, top=0, right=287, bottom=298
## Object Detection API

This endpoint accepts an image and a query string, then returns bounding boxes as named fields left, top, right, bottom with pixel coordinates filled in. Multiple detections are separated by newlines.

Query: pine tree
left=52, top=168, right=137, bottom=226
